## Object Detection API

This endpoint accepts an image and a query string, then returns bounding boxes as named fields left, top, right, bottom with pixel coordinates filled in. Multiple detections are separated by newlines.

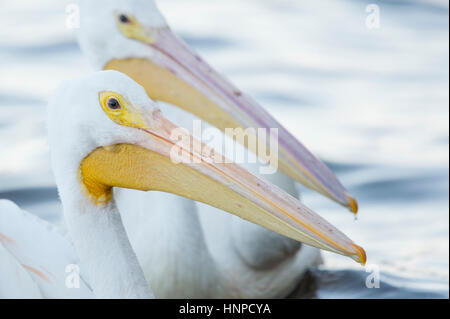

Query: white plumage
left=0, top=71, right=361, bottom=298
left=0, top=0, right=363, bottom=299
left=0, top=200, right=93, bottom=298
left=76, top=0, right=322, bottom=298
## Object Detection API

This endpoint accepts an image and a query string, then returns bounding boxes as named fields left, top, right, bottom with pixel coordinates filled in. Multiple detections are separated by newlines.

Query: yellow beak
left=80, top=109, right=366, bottom=264
left=104, top=27, right=358, bottom=214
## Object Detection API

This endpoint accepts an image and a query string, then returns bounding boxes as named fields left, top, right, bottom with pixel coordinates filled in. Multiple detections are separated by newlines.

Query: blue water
left=0, top=0, right=448, bottom=298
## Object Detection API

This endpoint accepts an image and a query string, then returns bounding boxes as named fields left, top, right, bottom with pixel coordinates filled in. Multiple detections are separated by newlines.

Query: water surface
left=0, top=0, right=448, bottom=298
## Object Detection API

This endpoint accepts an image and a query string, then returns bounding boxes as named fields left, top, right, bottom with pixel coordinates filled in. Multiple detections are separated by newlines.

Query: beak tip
left=351, top=244, right=367, bottom=266
left=346, top=194, right=359, bottom=215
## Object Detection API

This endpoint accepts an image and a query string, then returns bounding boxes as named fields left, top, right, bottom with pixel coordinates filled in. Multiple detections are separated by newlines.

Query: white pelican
left=75, top=0, right=360, bottom=298
left=0, top=71, right=365, bottom=298
left=76, top=0, right=358, bottom=213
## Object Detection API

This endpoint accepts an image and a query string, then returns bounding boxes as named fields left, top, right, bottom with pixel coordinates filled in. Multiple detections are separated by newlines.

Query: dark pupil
left=119, top=14, right=130, bottom=24
left=107, top=98, right=120, bottom=110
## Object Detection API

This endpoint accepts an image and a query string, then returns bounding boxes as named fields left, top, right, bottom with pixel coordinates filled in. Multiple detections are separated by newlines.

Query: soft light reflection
left=0, top=0, right=448, bottom=298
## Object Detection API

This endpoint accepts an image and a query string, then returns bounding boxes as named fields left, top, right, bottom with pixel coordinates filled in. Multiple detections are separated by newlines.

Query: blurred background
left=0, top=0, right=448, bottom=298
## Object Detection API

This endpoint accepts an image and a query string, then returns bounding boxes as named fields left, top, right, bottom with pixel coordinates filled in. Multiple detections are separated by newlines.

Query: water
left=0, top=0, right=448, bottom=298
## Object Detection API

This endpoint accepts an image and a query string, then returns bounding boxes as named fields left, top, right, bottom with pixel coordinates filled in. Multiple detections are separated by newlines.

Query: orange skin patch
left=0, top=233, right=15, bottom=244
left=22, top=265, right=51, bottom=283
left=1, top=235, right=56, bottom=282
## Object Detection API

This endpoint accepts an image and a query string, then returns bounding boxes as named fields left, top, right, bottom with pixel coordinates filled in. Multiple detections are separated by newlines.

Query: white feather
left=1, top=72, right=158, bottom=299
left=76, top=0, right=167, bottom=69
left=0, top=200, right=93, bottom=298
left=74, top=0, right=323, bottom=298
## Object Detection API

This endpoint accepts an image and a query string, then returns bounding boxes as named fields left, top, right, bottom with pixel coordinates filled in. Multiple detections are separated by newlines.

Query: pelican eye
left=107, top=98, right=121, bottom=110
left=99, top=91, right=148, bottom=129
left=115, top=13, right=154, bottom=44
left=119, top=14, right=131, bottom=24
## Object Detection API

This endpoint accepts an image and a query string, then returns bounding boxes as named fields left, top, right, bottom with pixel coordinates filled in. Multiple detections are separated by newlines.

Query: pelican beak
left=80, top=109, right=366, bottom=264
left=105, top=27, right=358, bottom=214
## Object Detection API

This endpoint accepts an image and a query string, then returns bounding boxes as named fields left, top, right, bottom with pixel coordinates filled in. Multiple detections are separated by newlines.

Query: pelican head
left=47, top=71, right=365, bottom=264
left=76, top=0, right=166, bottom=69
left=75, top=0, right=359, bottom=214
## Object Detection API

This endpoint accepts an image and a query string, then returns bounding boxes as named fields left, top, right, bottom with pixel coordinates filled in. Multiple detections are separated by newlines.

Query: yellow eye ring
left=99, top=91, right=149, bottom=129
left=114, top=12, right=155, bottom=44
left=99, top=92, right=125, bottom=113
